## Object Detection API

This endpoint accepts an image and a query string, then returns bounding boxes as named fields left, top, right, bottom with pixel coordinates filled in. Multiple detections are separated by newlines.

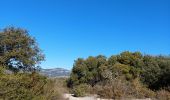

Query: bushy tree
left=0, top=27, right=44, bottom=72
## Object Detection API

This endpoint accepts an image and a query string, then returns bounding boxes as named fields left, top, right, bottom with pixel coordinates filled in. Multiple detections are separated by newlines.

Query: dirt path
left=63, top=94, right=152, bottom=100
left=63, top=94, right=108, bottom=100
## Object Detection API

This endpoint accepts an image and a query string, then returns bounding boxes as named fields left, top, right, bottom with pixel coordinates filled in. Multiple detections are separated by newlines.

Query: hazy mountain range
left=40, top=68, right=71, bottom=77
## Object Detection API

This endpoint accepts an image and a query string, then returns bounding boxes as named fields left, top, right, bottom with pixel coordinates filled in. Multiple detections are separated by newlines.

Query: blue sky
left=0, top=0, right=169, bottom=69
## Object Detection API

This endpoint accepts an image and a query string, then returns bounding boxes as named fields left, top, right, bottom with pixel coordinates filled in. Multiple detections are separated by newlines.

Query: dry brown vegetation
left=93, top=77, right=155, bottom=99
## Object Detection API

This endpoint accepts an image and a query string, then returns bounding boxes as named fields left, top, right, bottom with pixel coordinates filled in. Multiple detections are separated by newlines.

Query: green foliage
left=141, top=55, right=161, bottom=89
left=68, top=51, right=170, bottom=98
left=72, top=84, right=91, bottom=97
left=68, top=52, right=143, bottom=88
left=117, top=51, right=143, bottom=67
left=0, top=27, right=44, bottom=72
left=0, top=68, right=61, bottom=100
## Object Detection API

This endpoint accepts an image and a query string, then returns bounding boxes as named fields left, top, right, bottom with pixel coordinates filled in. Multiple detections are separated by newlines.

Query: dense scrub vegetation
left=0, top=27, right=66, bottom=100
left=0, top=67, right=64, bottom=100
left=67, top=51, right=170, bottom=99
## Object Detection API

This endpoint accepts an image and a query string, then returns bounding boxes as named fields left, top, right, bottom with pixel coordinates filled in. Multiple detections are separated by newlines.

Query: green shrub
left=0, top=68, right=63, bottom=100
left=72, top=84, right=91, bottom=97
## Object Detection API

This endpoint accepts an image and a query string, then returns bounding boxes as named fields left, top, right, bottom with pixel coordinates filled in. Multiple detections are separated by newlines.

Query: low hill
left=40, top=68, right=70, bottom=77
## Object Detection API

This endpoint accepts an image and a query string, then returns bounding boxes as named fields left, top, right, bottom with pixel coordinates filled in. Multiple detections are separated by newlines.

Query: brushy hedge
left=0, top=67, right=62, bottom=100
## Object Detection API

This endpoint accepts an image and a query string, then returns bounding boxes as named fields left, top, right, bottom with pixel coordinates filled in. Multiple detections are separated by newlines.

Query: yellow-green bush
left=0, top=68, right=62, bottom=100
left=72, top=84, right=91, bottom=97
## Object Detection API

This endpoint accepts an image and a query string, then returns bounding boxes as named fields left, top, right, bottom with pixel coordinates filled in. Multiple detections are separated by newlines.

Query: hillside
left=40, top=68, right=70, bottom=77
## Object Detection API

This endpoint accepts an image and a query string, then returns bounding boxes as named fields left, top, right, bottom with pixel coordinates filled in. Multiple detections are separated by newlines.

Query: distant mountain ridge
left=40, top=68, right=70, bottom=77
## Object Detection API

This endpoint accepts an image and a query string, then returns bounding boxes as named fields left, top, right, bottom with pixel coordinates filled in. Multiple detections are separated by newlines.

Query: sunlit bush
left=72, top=84, right=91, bottom=97
left=0, top=68, right=63, bottom=100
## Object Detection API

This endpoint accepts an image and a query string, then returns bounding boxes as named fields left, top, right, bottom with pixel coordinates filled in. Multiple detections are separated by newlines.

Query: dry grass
left=49, top=78, right=69, bottom=100
left=156, top=89, right=170, bottom=100
left=93, top=77, right=155, bottom=99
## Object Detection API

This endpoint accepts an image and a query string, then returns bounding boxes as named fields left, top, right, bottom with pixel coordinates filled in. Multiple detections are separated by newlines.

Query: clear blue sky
left=0, top=0, right=169, bottom=69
